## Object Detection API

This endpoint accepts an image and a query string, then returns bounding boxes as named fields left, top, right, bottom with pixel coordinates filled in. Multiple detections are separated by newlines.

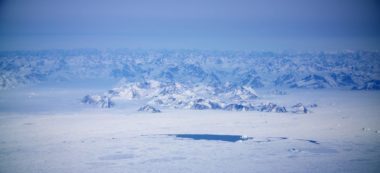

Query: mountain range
left=1, top=49, right=379, bottom=90
left=81, top=79, right=314, bottom=113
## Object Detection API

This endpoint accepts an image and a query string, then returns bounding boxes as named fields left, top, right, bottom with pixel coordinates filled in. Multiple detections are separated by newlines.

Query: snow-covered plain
left=1, top=50, right=380, bottom=173
left=0, top=84, right=379, bottom=173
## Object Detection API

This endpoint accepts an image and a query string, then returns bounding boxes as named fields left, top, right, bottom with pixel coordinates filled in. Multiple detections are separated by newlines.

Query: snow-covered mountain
left=104, top=79, right=257, bottom=108
left=289, top=74, right=337, bottom=89
left=82, top=94, right=114, bottom=108
left=138, top=105, right=161, bottom=113
left=1, top=49, right=379, bottom=90
left=81, top=79, right=315, bottom=113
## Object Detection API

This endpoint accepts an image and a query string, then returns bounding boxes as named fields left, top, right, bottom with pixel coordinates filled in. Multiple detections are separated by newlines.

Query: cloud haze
left=0, top=0, right=379, bottom=50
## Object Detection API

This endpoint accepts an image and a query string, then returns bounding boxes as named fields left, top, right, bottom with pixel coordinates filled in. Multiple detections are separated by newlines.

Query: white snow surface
left=0, top=86, right=379, bottom=173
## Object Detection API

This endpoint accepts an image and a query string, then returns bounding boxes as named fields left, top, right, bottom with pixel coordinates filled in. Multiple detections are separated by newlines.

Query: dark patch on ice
left=268, top=137, right=288, bottom=141
left=99, top=154, right=135, bottom=160
left=169, top=134, right=252, bottom=142
left=165, top=134, right=319, bottom=144
left=251, top=137, right=288, bottom=143
left=288, top=147, right=338, bottom=154
left=296, top=139, right=320, bottom=144
left=288, top=148, right=301, bottom=153
left=250, top=139, right=271, bottom=143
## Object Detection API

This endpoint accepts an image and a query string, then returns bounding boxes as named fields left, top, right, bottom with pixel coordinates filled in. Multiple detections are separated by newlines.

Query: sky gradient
left=0, top=0, right=380, bottom=51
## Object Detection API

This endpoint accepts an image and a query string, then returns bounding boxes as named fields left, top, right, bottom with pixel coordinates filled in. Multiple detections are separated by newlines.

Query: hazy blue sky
left=0, top=0, right=379, bottom=51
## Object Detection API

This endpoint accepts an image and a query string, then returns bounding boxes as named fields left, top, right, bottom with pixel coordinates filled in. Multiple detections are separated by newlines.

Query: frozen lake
left=168, top=134, right=252, bottom=142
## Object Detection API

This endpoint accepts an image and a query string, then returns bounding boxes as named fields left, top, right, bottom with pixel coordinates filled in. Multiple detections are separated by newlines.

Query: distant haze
left=0, top=0, right=379, bottom=51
